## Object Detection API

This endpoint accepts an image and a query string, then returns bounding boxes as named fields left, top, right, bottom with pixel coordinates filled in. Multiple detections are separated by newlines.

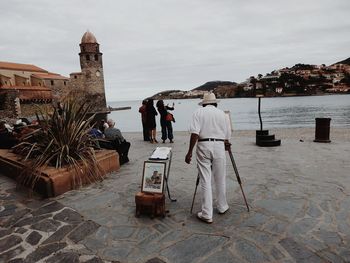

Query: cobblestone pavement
left=0, top=178, right=105, bottom=263
left=1, top=128, right=350, bottom=262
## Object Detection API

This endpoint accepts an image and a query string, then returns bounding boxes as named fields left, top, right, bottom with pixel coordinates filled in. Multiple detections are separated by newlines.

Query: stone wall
left=81, top=69, right=106, bottom=111
left=0, top=89, right=53, bottom=120
left=0, top=90, right=19, bottom=119
left=68, top=73, right=84, bottom=91
left=19, top=103, right=52, bottom=118
left=0, top=69, right=36, bottom=86
left=43, top=79, right=69, bottom=101
left=30, top=76, right=44, bottom=86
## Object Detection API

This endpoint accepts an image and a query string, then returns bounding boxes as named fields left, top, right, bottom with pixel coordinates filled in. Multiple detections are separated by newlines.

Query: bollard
left=314, top=118, right=331, bottom=143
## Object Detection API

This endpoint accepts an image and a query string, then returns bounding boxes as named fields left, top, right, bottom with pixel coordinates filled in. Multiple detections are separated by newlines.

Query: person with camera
left=156, top=100, right=175, bottom=143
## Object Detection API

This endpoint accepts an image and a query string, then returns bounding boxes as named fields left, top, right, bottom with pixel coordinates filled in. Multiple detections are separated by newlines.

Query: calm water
left=109, top=94, right=350, bottom=132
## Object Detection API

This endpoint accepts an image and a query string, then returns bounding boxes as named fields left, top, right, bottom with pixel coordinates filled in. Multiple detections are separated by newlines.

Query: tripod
left=190, top=148, right=250, bottom=213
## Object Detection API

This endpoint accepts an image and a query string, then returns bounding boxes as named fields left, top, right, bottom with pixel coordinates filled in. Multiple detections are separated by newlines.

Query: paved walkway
left=1, top=128, right=350, bottom=262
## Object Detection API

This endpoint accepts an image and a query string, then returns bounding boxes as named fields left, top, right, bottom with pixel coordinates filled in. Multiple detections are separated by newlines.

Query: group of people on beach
left=139, top=99, right=175, bottom=144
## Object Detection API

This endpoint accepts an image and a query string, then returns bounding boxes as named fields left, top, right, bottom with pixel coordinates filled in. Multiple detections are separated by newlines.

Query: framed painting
left=141, top=161, right=166, bottom=194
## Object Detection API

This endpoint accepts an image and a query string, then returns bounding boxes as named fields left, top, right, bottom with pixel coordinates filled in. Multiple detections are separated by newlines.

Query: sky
left=1, top=0, right=349, bottom=101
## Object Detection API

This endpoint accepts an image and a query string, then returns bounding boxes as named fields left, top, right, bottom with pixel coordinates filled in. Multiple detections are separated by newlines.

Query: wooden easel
left=149, top=148, right=176, bottom=202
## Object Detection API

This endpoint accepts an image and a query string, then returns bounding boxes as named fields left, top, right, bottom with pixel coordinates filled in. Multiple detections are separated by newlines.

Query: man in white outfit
left=185, top=93, right=232, bottom=223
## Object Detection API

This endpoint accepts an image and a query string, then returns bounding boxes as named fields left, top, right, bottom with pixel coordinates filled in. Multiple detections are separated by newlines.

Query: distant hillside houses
left=242, top=60, right=350, bottom=96
left=152, top=81, right=237, bottom=99
left=152, top=57, right=350, bottom=100
left=185, top=90, right=207, bottom=97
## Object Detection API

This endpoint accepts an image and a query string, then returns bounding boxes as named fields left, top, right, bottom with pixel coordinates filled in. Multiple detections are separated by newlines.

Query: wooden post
left=257, top=96, right=263, bottom=131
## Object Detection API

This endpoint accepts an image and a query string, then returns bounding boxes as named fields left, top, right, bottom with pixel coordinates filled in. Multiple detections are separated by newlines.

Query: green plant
left=14, top=100, right=103, bottom=190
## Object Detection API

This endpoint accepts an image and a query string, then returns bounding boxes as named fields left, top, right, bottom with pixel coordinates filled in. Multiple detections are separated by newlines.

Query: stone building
left=0, top=61, right=69, bottom=119
left=68, top=31, right=108, bottom=116
left=0, top=30, right=108, bottom=121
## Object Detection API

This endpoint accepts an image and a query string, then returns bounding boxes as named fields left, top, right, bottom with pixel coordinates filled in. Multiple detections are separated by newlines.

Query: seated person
left=103, top=119, right=130, bottom=165
left=89, top=125, right=104, bottom=139
left=0, top=120, right=19, bottom=149
left=99, top=119, right=109, bottom=134
left=88, top=125, right=104, bottom=149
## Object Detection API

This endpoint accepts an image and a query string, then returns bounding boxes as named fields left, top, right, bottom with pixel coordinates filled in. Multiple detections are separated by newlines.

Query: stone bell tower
left=79, top=30, right=107, bottom=113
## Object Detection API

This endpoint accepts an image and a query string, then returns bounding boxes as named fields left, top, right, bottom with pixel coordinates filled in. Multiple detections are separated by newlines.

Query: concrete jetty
left=1, top=127, right=350, bottom=262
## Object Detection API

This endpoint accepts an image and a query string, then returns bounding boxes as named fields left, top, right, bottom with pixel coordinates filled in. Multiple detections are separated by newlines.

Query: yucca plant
left=14, top=100, right=103, bottom=191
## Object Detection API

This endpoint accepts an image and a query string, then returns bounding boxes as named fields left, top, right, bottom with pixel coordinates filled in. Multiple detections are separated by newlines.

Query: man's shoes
left=196, top=212, right=213, bottom=224
left=170, top=140, right=174, bottom=143
left=218, top=207, right=229, bottom=215
left=162, top=140, right=165, bottom=143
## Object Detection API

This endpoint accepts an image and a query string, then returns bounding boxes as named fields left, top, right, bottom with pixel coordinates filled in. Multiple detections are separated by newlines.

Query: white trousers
left=196, top=141, right=229, bottom=219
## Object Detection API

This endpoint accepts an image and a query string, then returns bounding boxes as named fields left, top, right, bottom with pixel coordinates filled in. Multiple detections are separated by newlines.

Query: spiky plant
left=14, top=100, right=103, bottom=191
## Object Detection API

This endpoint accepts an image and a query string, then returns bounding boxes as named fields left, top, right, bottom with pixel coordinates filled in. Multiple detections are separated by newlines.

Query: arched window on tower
left=86, top=55, right=90, bottom=61
left=94, top=54, right=98, bottom=61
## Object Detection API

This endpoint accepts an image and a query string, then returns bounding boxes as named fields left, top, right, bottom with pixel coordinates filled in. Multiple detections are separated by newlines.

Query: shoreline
left=153, top=92, right=350, bottom=100
left=124, top=127, right=350, bottom=141
left=108, top=92, right=350, bottom=103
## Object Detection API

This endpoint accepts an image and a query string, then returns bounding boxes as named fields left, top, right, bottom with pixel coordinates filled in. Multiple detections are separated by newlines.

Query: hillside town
left=152, top=58, right=350, bottom=99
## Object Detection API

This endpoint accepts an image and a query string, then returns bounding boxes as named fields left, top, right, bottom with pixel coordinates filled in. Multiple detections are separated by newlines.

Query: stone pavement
left=1, top=128, right=350, bottom=262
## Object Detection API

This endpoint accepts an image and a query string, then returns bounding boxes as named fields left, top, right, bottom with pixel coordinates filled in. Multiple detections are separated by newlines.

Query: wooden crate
left=135, top=192, right=165, bottom=218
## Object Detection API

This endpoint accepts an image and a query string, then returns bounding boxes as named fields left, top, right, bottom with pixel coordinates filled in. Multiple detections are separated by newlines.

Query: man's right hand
left=225, top=141, right=231, bottom=151
left=185, top=152, right=192, bottom=164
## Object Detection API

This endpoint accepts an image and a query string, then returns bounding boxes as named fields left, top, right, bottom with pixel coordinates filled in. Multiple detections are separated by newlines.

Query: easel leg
left=164, top=175, right=177, bottom=202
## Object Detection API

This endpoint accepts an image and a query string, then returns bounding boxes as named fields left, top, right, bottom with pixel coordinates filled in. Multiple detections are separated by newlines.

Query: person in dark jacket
left=139, top=99, right=150, bottom=141
left=145, top=99, right=158, bottom=143
left=104, top=119, right=130, bottom=165
left=0, top=121, right=18, bottom=149
left=156, top=100, right=174, bottom=143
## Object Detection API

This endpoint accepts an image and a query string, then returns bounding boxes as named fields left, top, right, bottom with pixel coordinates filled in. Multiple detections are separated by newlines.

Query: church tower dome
left=81, top=30, right=97, bottom=44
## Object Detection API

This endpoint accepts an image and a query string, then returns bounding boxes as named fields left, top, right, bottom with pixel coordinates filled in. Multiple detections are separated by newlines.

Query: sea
left=108, top=94, right=350, bottom=132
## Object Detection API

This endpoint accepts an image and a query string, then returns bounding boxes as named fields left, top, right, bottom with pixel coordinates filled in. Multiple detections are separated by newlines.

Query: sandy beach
left=1, top=127, right=350, bottom=262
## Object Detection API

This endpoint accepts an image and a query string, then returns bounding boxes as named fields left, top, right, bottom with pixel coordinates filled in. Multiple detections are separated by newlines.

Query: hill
left=151, top=89, right=186, bottom=99
left=192, top=81, right=237, bottom=91
left=334, top=57, right=350, bottom=65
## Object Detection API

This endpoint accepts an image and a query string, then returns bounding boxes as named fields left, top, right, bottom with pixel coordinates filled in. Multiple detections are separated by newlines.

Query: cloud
left=1, top=0, right=349, bottom=100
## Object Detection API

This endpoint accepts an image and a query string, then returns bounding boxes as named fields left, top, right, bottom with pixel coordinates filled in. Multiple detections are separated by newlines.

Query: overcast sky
left=1, top=0, right=349, bottom=101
